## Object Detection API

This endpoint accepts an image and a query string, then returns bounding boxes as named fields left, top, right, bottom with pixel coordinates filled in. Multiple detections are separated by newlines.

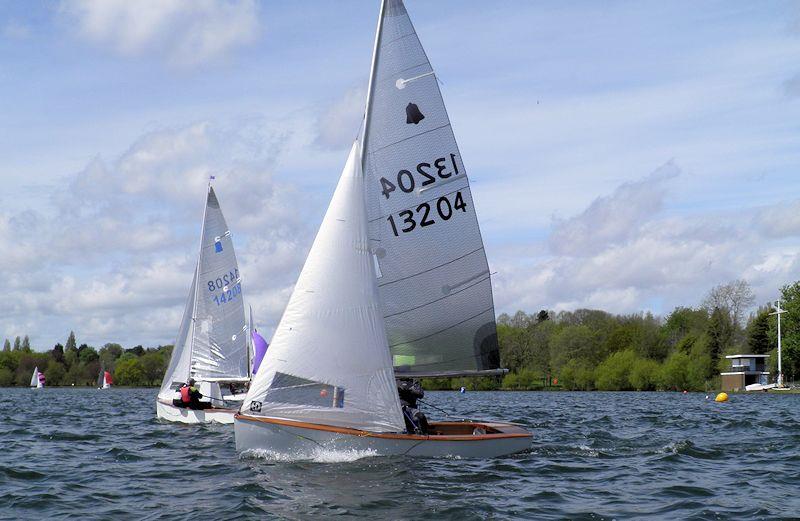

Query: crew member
left=397, top=379, right=429, bottom=434
left=173, top=378, right=211, bottom=410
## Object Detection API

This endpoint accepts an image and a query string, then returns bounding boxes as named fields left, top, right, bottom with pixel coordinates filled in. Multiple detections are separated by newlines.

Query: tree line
left=424, top=279, right=800, bottom=391
left=0, top=330, right=172, bottom=387
left=3, top=279, right=798, bottom=391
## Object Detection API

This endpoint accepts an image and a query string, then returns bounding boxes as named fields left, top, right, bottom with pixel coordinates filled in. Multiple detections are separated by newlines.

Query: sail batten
left=362, top=0, right=500, bottom=376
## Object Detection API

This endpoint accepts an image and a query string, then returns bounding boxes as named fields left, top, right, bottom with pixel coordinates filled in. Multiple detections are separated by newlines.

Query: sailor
left=174, top=378, right=211, bottom=410
left=397, top=379, right=429, bottom=434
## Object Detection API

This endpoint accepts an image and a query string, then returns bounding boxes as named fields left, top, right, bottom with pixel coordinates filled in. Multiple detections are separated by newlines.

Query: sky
left=0, top=0, right=799, bottom=350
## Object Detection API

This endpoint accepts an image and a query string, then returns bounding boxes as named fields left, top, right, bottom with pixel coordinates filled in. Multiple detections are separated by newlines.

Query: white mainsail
left=159, top=185, right=249, bottom=401
left=242, top=142, right=405, bottom=433
left=361, top=0, right=500, bottom=376
left=30, top=367, right=39, bottom=387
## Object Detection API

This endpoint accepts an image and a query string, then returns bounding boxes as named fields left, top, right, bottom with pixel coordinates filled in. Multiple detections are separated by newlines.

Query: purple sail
left=251, top=330, right=268, bottom=375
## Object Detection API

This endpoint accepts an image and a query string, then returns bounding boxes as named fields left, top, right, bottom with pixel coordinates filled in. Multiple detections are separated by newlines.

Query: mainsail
left=242, top=142, right=405, bottom=433
left=159, top=185, right=249, bottom=400
left=30, top=367, right=39, bottom=387
left=361, top=0, right=500, bottom=376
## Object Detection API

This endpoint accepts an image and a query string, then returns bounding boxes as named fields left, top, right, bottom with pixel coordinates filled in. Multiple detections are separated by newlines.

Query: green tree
left=140, top=352, right=165, bottom=386
left=629, top=358, right=661, bottom=391
left=595, top=350, right=637, bottom=391
left=747, top=308, right=771, bottom=354
left=21, top=335, right=31, bottom=352
left=659, top=351, right=692, bottom=391
left=12, top=336, right=21, bottom=351
left=65, top=331, right=77, bottom=352
left=706, top=307, right=733, bottom=375
left=0, top=367, right=13, bottom=386
left=45, top=360, right=66, bottom=386
left=115, top=356, right=146, bottom=386
left=2, top=339, right=10, bottom=352
left=779, top=282, right=800, bottom=382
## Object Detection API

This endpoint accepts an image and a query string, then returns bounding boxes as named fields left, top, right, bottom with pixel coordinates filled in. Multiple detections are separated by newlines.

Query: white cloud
left=0, top=119, right=310, bottom=349
left=493, top=164, right=800, bottom=317
left=59, top=0, right=260, bottom=66
left=315, top=86, right=366, bottom=150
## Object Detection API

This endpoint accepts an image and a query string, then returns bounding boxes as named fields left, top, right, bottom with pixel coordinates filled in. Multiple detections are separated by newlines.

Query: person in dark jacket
left=172, top=378, right=212, bottom=410
left=397, top=379, right=429, bottom=434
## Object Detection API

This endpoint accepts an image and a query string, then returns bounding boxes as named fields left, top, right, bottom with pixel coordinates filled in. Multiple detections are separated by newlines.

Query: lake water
left=1, top=388, right=798, bottom=520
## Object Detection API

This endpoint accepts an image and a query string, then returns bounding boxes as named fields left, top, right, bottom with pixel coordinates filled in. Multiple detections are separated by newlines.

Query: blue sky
left=1, top=0, right=799, bottom=350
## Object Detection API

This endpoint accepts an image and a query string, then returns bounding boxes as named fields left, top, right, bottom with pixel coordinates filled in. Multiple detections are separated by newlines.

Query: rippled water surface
left=1, top=389, right=799, bottom=520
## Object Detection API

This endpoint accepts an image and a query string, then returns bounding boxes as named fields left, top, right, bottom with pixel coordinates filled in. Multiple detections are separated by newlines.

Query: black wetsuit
left=397, top=380, right=429, bottom=434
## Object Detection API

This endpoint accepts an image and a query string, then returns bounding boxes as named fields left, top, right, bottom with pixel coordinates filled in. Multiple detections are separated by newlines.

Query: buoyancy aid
left=180, top=386, right=191, bottom=403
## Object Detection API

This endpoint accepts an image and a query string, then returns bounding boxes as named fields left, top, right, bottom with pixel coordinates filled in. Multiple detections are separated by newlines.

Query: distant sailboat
left=156, top=182, right=252, bottom=424
left=31, top=367, right=44, bottom=389
left=98, top=369, right=112, bottom=389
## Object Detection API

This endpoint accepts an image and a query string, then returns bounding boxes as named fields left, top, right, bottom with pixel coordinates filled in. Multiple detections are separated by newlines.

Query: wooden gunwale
left=235, top=413, right=532, bottom=441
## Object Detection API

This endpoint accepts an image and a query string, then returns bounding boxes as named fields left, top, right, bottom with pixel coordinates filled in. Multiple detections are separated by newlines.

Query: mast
left=771, top=300, right=786, bottom=387
left=361, top=0, right=386, bottom=171
left=188, top=179, right=213, bottom=381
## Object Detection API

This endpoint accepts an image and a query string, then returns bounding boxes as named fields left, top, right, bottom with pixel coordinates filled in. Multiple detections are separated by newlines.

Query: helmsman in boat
left=397, top=379, right=429, bottom=434
left=172, top=379, right=212, bottom=410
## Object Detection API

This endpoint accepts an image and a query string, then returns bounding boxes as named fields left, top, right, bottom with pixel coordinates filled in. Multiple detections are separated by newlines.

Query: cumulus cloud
left=59, top=0, right=260, bottom=66
left=315, top=86, right=366, bottom=150
left=0, top=119, right=310, bottom=349
left=549, top=161, right=679, bottom=256
left=494, top=163, right=800, bottom=318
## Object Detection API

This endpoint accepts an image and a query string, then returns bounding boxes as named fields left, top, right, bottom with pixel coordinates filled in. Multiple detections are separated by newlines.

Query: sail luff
left=361, top=0, right=387, bottom=171
left=188, top=182, right=211, bottom=380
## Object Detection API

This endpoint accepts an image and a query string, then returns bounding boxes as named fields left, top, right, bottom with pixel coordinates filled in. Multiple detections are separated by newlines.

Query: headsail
left=242, top=142, right=405, bottom=433
left=159, top=185, right=249, bottom=401
left=361, top=0, right=500, bottom=376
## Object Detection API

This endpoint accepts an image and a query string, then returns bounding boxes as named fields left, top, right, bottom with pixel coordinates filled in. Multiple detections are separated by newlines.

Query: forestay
left=362, top=0, right=500, bottom=376
left=242, top=142, right=405, bottom=433
left=158, top=186, right=249, bottom=401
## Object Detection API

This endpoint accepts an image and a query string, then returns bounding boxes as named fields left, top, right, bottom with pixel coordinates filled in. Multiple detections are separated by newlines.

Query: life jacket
left=180, top=386, right=191, bottom=403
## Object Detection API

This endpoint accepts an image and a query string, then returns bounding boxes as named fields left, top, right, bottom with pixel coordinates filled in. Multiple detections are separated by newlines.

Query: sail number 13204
left=387, top=191, right=467, bottom=236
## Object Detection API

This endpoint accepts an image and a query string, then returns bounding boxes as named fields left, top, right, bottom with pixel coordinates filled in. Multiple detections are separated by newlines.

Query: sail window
left=265, top=372, right=344, bottom=408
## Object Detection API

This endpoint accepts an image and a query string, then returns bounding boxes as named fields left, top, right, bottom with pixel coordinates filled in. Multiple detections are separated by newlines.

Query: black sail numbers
left=381, top=154, right=468, bottom=237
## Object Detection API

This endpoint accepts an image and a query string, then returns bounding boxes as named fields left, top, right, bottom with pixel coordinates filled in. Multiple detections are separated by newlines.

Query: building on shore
left=720, top=354, right=770, bottom=392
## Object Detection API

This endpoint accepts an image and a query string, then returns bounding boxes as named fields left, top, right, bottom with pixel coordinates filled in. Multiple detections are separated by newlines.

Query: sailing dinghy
left=156, top=183, right=251, bottom=424
left=235, top=0, right=531, bottom=457
left=236, top=143, right=530, bottom=458
left=31, top=366, right=44, bottom=389
left=98, top=369, right=112, bottom=389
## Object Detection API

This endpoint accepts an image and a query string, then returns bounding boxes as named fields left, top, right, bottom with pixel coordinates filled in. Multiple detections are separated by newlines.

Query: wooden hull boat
left=235, top=414, right=532, bottom=458
left=156, top=398, right=238, bottom=425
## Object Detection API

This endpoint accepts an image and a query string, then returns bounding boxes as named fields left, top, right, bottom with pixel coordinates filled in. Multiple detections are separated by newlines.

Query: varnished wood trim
left=234, top=414, right=532, bottom=441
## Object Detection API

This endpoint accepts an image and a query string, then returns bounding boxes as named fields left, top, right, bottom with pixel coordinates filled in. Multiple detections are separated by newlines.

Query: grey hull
left=234, top=415, right=532, bottom=459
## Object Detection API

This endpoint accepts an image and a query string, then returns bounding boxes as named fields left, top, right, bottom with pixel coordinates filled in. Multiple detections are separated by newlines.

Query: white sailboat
left=235, top=0, right=531, bottom=458
left=31, top=367, right=44, bottom=389
left=156, top=182, right=251, bottom=424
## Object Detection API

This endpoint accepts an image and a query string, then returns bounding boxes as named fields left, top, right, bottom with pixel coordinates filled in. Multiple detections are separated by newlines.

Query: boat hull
left=156, top=399, right=237, bottom=424
left=234, top=414, right=532, bottom=458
